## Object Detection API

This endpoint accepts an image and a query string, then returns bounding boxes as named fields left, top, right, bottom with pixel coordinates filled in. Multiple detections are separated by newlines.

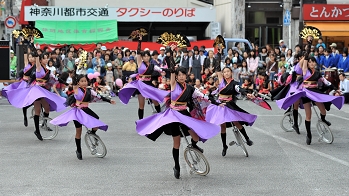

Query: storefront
left=24, top=6, right=216, bottom=41
left=303, top=4, right=349, bottom=52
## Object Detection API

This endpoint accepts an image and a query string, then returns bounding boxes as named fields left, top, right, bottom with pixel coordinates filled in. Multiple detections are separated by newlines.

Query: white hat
left=101, top=46, right=107, bottom=51
left=10, top=50, right=14, bottom=53
left=160, top=47, right=165, bottom=51
left=279, top=40, right=284, bottom=44
left=107, top=63, right=112, bottom=67
left=330, top=43, right=337, bottom=48
left=144, top=48, right=150, bottom=51
left=75, top=58, right=80, bottom=63
left=123, top=47, right=129, bottom=52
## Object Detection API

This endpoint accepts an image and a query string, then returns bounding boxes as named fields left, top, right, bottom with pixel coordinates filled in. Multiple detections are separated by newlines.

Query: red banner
left=303, top=4, right=349, bottom=21
left=37, top=40, right=215, bottom=52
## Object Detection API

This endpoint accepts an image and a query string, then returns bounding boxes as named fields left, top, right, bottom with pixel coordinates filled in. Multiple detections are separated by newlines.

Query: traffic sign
left=5, top=16, right=16, bottom=29
left=283, top=10, right=291, bottom=26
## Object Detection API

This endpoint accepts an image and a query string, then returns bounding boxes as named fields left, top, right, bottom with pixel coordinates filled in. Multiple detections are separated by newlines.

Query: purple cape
left=118, top=80, right=168, bottom=104
left=136, top=108, right=220, bottom=140
left=205, top=104, right=257, bottom=126
left=5, top=85, right=66, bottom=112
left=50, top=107, right=108, bottom=131
left=1, top=80, right=28, bottom=98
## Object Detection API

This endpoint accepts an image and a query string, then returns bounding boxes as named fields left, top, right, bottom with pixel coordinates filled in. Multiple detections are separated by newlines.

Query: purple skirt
left=50, top=107, right=108, bottom=131
left=1, top=80, right=28, bottom=98
left=205, top=104, right=257, bottom=126
left=5, top=85, right=66, bottom=112
left=119, top=80, right=168, bottom=104
left=136, top=108, right=220, bottom=140
left=276, top=88, right=344, bottom=110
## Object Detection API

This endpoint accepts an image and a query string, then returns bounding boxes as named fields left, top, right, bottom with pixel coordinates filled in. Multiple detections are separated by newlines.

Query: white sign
left=283, top=9, right=291, bottom=26
left=4, top=16, right=19, bottom=35
left=210, top=22, right=221, bottom=39
left=25, top=6, right=216, bottom=22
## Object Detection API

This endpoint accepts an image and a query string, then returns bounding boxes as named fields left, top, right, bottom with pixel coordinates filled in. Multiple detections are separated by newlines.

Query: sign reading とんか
left=303, top=4, right=349, bottom=21
left=24, top=6, right=216, bottom=22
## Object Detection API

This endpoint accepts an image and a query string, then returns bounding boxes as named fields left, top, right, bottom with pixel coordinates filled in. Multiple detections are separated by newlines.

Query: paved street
left=0, top=94, right=349, bottom=196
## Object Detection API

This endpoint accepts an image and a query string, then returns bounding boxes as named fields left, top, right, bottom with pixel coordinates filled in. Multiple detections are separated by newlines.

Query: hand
left=138, top=35, right=143, bottom=41
left=201, top=70, right=204, bottom=74
left=110, top=100, right=116, bottom=104
left=170, top=44, right=177, bottom=51
left=219, top=103, right=226, bottom=107
left=247, top=93, right=255, bottom=99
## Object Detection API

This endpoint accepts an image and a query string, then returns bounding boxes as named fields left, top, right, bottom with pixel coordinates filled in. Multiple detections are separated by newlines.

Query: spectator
left=86, top=52, right=94, bottom=69
left=63, top=51, right=75, bottom=72
left=122, top=56, right=137, bottom=72
left=258, top=47, right=268, bottom=70
left=292, top=44, right=301, bottom=56
left=158, top=47, right=166, bottom=61
left=320, top=49, right=334, bottom=70
left=105, top=63, right=114, bottom=92
left=318, top=45, right=325, bottom=57
left=50, top=51, right=61, bottom=74
left=285, top=49, right=294, bottom=68
left=46, top=59, right=56, bottom=75
left=179, top=48, right=190, bottom=74
left=122, top=48, right=131, bottom=62
left=114, top=53, right=124, bottom=79
left=316, top=38, right=326, bottom=49
left=335, top=73, right=349, bottom=103
left=281, top=45, right=287, bottom=56
left=194, top=79, right=204, bottom=91
left=330, top=43, right=340, bottom=66
left=164, top=78, right=171, bottom=90
left=150, top=50, right=162, bottom=67
left=201, top=45, right=208, bottom=56
left=279, top=40, right=288, bottom=51
left=225, top=48, right=234, bottom=60
left=266, top=54, right=278, bottom=90
left=203, top=50, right=216, bottom=74
left=201, top=68, right=211, bottom=84
left=240, top=60, right=249, bottom=86
left=92, top=50, right=106, bottom=75
left=100, top=46, right=107, bottom=59
left=10, top=50, right=17, bottom=78
left=96, top=43, right=102, bottom=50
left=338, top=49, right=349, bottom=72
left=247, top=49, right=259, bottom=81
left=235, top=42, right=243, bottom=55
left=225, top=58, right=232, bottom=68
left=232, top=62, right=240, bottom=83
left=278, top=54, right=287, bottom=70
left=158, top=77, right=167, bottom=90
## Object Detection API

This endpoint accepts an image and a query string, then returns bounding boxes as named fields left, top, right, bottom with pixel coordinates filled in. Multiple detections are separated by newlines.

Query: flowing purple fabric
left=136, top=108, right=220, bottom=140
left=5, top=85, right=66, bottom=112
left=205, top=104, right=257, bottom=126
left=50, top=107, right=108, bottom=131
left=276, top=88, right=344, bottom=110
left=118, top=80, right=168, bottom=104
left=1, top=80, right=28, bottom=98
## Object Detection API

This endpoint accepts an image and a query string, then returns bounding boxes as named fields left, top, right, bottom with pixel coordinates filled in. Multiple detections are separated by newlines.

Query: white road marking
left=327, top=113, right=349, bottom=121
left=251, top=126, right=349, bottom=167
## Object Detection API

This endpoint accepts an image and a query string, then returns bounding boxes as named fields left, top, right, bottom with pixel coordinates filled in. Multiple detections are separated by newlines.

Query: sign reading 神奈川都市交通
left=24, top=6, right=216, bottom=22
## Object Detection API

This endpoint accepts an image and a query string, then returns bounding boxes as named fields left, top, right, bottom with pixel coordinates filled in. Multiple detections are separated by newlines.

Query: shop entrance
left=246, top=25, right=282, bottom=48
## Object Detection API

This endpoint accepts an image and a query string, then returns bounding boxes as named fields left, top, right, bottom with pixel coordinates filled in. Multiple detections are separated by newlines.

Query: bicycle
left=181, top=128, right=210, bottom=176
left=228, top=126, right=249, bottom=157
left=84, top=127, right=107, bottom=158
left=30, top=107, right=59, bottom=140
left=312, top=104, right=333, bottom=144
left=280, top=104, right=303, bottom=132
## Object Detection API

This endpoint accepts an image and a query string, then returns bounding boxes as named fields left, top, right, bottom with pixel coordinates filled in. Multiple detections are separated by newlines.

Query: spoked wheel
left=184, top=147, right=210, bottom=176
left=30, top=107, right=44, bottom=119
left=84, top=133, right=107, bottom=158
left=316, top=121, right=333, bottom=144
left=280, top=112, right=302, bottom=132
left=231, top=129, right=248, bottom=157
left=40, top=117, right=59, bottom=140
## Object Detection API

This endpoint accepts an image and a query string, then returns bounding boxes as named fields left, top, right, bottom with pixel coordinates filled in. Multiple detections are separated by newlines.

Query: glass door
left=246, top=25, right=282, bottom=48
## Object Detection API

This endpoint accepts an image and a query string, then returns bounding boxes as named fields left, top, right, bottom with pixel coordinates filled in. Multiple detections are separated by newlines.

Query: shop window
left=266, top=18, right=279, bottom=24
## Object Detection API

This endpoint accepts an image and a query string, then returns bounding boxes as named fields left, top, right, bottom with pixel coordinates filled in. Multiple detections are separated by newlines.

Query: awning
left=34, top=20, right=118, bottom=44
left=19, top=0, right=32, bottom=25
left=305, top=22, right=349, bottom=37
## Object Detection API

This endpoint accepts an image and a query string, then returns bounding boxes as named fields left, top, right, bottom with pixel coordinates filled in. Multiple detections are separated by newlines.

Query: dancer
left=118, top=35, right=168, bottom=119
left=50, top=74, right=115, bottom=160
left=276, top=57, right=344, bottom=145
left=136, top=65, right=220, bottom=179
left=6, top=54, right=66, bottom=140
left=2, top=52, right=36, bottom=127
left=205, top=47, right=257, bottom=157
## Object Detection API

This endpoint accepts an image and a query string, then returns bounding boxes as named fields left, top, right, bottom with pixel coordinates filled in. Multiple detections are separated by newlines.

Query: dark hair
left=72, top=74, right=87, bottom=85
left=175, top=66, right=187, bottom=76
left=325, top=48, right=331, bottom=53
left=97, top=76, right=106, bottom=85
left=308, top=57, right=318, bottom=65
left=339, top=73, right=345, bottom=77
left=249, top=49, right=256, bottom=59
left=39, top=53, right=48, bottom=61
left=96, top=50, right=101, bottom=54
left=51, top=51, right=56, bottom=55
left=225, top=58, right=231, bottom=64
left=58, top=72, right=69, bottom=84
left=48, top=59, right=54, bottom=65
left=318, top=45, right=324, bottom=49
left=104, top=53, right=110, bottom=58
left=227, top=48, right=233, bottom=53
left=97, top=43, right=102, bottom=46
left=141, top=50, right=151, bottom=57
left=295, top=44, right=300, bottom=48
left=241, top=59, right=247, bottom=65
left=222, top=66, right=232, bottom=73
left=234, top=42, right=239, bottom=47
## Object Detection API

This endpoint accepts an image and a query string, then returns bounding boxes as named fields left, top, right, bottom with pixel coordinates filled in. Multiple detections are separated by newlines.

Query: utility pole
left=298, top=0, right=304, bottom=47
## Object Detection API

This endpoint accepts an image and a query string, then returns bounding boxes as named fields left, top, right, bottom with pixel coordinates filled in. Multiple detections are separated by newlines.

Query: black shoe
left=306, top=136, right=312, bottom=145
left=24, top=117, right=28, bottom=127
left=76, top=150, right=83, bottom=160
left=34, top=131, right=43, bottom=141
left=173, top=167, right=180, bottom=179
left=292, top=125, right=300, bottom=134
left=246, top=139, right=254, bottom=146
left=192, top=145, right=204, bottom=153
left=322, top=119, right=331, bottom=126
left=222, top=146, right=228, bottom=157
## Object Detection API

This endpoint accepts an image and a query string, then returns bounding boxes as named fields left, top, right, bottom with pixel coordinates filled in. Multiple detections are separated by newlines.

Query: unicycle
left=181, top=128, right=210, bottom=176
left=31, top=106, right=59, bottom=140
left=312, top=104, right=333, bottom=144
left=229, top=126, right=249, bottom=157
left=280, top=105, right=302, bottom=132
left=84, top=127, right=107, bottom=158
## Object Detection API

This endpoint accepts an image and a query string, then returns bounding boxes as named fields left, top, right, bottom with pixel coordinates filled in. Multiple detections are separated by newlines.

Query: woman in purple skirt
left=50, top=74, right=115, bottom=160
left=136, top=66, right=220, bottom=179
left=276, top=57, right=344, bottom=145
left=205, top=48, right=257, bottom=157
left=6, top=54, right=66, bottom=141
left=119, top=36, right=168, bottom=119
left=2, top=53, right=36, bottom=127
